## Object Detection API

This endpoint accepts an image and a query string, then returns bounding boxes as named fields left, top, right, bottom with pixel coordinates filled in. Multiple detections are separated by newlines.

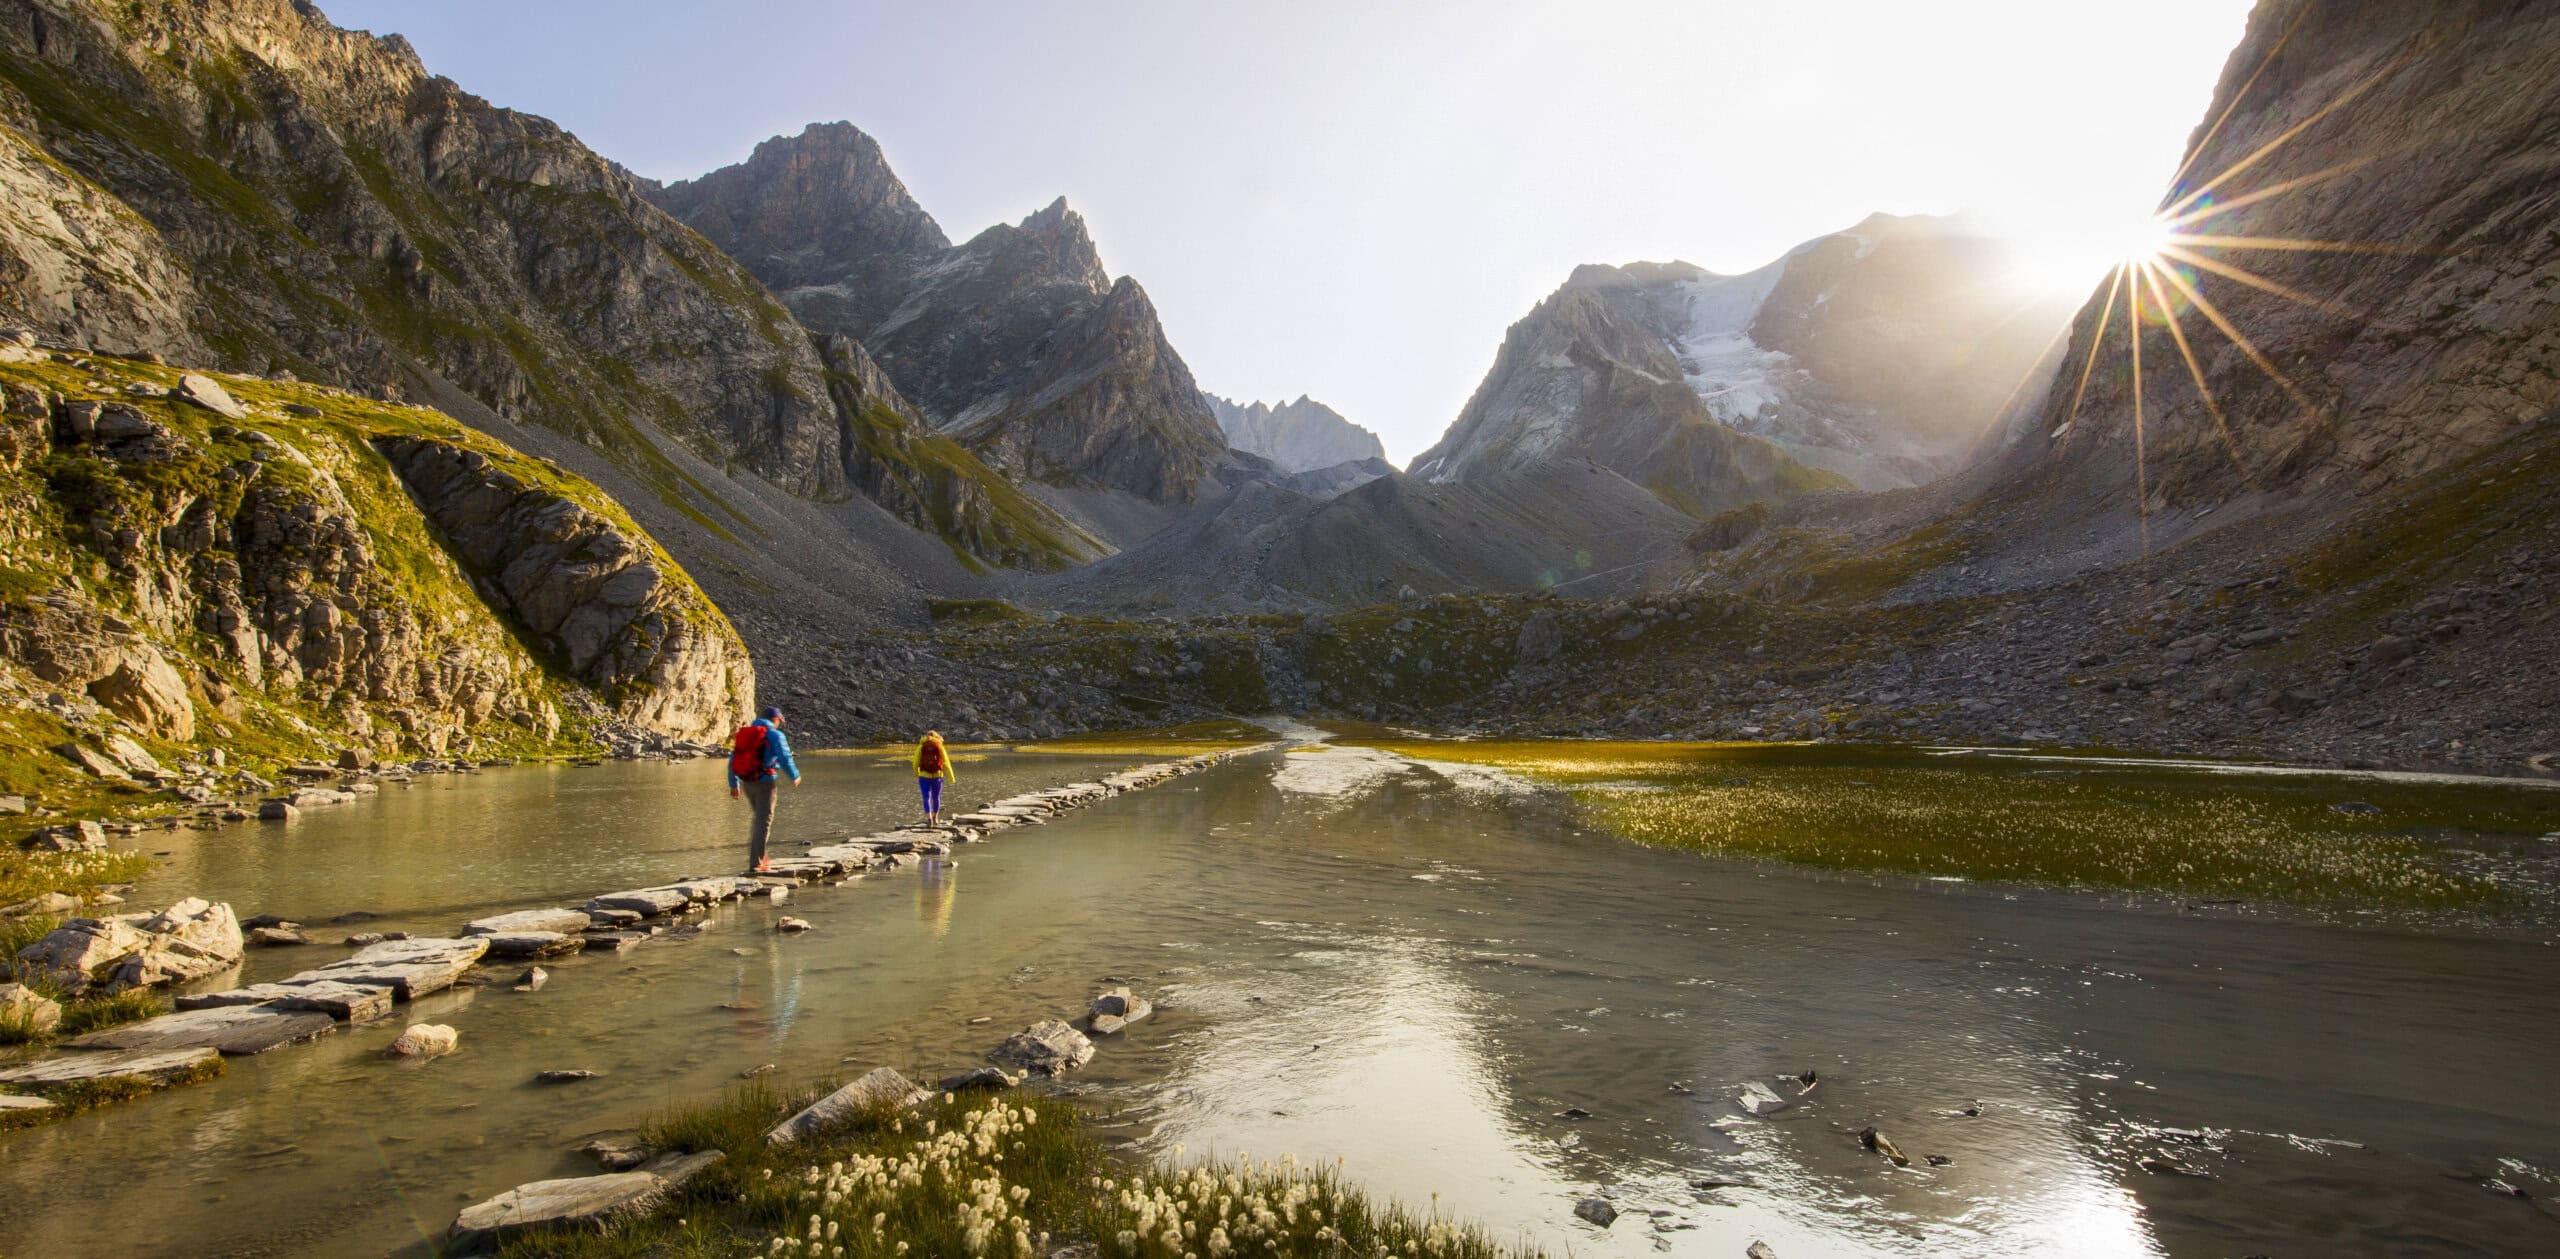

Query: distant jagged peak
left=1203, top=390, right=1387, bottom=473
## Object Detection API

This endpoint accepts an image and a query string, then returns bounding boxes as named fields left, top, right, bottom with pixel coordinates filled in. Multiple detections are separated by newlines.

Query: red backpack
left=729, top=723, right=771, bottom=779
left=918, top=740, right=945, bottom=774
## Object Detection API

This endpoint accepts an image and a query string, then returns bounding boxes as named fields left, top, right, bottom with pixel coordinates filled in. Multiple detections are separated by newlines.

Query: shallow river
left=3, top=741, right=2558, bottom=1257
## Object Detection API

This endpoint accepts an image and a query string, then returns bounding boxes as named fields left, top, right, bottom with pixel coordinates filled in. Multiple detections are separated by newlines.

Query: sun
left=2011, top=209, right=2179, bottom=294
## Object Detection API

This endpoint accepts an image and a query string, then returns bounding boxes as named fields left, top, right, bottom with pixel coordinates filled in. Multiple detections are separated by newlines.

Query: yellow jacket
left=912, top=738, right=955, bottom=780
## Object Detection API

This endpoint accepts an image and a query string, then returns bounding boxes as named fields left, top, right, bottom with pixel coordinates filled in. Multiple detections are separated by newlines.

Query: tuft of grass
left=504, top=1080, right=1539, bottom=1259
left=54, top=988, right=168, bottom=1036
left=1358, top=738, right=2560, bottom=913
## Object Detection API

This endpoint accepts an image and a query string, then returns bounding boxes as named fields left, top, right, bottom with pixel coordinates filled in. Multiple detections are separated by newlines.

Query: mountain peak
left=1022, top=195, right=1077, bottom=231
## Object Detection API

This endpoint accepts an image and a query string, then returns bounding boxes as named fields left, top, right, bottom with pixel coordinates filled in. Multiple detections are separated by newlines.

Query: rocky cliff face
left=1414, top=216, right=2070, bottom=504
left=0, top=0, right=1077, bottom=573
left=375, top=436, right=754, bottom=740
left=658, top=124, right=1235, bottom=507
left=1983, top=0, right=2560, bottom=539
left=0, top=348, right=747, bottom=775
left=1204, top=393, right=1386, bottom=474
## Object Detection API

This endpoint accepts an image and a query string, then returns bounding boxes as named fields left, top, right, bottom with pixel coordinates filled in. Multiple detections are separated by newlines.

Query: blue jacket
left=727, top=718, right=800, bottom=788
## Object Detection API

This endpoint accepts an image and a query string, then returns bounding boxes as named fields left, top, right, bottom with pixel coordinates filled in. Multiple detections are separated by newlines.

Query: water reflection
left=917, top=856, right=958, bottom=936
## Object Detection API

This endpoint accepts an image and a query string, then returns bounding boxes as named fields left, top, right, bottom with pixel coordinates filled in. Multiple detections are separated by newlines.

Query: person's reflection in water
left=916, top=855, right=957, bottom=937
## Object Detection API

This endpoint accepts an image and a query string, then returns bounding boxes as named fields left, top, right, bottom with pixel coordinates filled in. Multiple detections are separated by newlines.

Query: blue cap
left=760, top=706, right=783, bottom=720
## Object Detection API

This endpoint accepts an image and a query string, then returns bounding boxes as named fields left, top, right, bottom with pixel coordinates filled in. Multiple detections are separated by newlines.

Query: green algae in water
left=1363, top=739, right=2559, bottom=911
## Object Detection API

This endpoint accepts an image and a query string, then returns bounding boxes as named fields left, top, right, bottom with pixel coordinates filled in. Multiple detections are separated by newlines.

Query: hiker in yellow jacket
left=914, top=730, right=956, bottom=824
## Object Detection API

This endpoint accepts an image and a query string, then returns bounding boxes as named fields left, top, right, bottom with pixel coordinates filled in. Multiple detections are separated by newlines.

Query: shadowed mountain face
left=658, top=129, right=1232, bottom=506
left=1414, top=215, right=2074, bottom=507
left=1205, top=393, right=1387, bottom=474
left=1980, top=0, right=2560, bottom=544
left=0, top=0, right=1088, bottom=578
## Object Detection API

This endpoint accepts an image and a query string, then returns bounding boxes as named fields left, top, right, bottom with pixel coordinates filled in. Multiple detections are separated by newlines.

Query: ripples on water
left=1, top=743, right=2556, bottom=1256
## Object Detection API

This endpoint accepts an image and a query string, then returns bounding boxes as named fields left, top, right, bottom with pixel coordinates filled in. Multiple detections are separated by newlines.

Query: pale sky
left=326, top=0, right=2256, bottom=464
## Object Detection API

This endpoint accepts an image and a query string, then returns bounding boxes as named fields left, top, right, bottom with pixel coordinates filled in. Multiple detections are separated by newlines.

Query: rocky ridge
left=1204, top=392, right=1387, bottom=474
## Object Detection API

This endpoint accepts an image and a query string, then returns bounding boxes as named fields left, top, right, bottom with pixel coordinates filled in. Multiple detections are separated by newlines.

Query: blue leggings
left=919, top=777, right=943, bottom=812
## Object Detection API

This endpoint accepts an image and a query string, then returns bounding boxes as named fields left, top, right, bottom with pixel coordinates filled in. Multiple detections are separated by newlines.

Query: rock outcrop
left=1413, top=215, right=2073, bottom=504
left=14, top=897, right=243, bottom=994
left=0, top=352, right=745, bottom=761
left=375, top=436, right=753, bottom=742
left=1205, top=393, right=1387, bottom=474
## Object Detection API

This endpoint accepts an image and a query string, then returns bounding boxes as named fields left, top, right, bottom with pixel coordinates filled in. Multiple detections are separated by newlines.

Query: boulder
left=386, top=1023, right=459, bottom=1058
left=0, top=794, right=25, bottom=814
left=68, top=1004, right=336, bottom=1055
left=462, top=909, right=595, bottom=937
left=775, top=917, right=812, bottom=933
left=0, top=982, right=63, bottom=1034
left=514, top=966, right=548, bottom=992
left=87, top=644, right=195, bottom=740
left=767, top=1067, right=929, bottom=1145
left=16, top=898, right=242, bottom=993
left=1087, top=987, right=1153, bottom=1035
left=989, top=1019, right=1095, bottom=1076
left=249, top=926, right=310, bottom=946
left=336, top=747, right=375, bottom=771
left=171, top=373, right=247, bottom=419
left=2, top=891, right=80, bottom=916
left=25, top=819, right=107, bottom=851
left=258, top=801, right=298, bottom=822
left=1574, top=1198, right=1617, bottom=1228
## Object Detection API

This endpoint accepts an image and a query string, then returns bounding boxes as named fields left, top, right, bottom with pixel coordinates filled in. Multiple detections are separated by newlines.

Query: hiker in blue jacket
left=727, top=705, right=801, bottom=873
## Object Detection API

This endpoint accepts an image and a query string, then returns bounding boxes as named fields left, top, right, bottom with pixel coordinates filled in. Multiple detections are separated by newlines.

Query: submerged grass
left=504, top=1080, right=1536, bottom=1259
left=1358, top=739, right=2559, bottom=912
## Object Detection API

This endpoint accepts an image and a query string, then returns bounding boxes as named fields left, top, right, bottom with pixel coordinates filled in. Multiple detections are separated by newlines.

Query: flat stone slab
left=447, top=1172, right=667, bottom=1255
left=478, top=931, right=582, bottom=960
left=585, top=887, right=690, bottom=917
left=175, top=980, right=393, bottom=1022
left=66, top=1005, right=336, bottom=1055
left=768, top=1067, right=928, bottom=1145
left=667, top=877, right=757, bottom=902
left=462, top=909, right=595, bottom=937
left=285, top=936, right=488, bottom=1000
left=0, top=1046, right=218, bottom=1088
left=582, top=931, right=646, bottom=953
left=0, top=1095, right=53, bottom=1114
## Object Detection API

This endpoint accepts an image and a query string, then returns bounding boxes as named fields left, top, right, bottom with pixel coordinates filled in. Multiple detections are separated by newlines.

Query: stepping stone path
left=9, top=746, right=1272, bottom=1135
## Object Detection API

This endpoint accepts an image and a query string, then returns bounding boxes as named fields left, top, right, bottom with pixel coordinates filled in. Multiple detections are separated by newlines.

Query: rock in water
left=249, top=926, right=310, bottom=946
left=989, top=1019, right=1095, bottom=1076
left=386, top=1023, right=459, bottom=1058
left=775, top=917, right=812, bottom=933
left=1859, top=1126, right=1910, bottom=1167
left=514, top=967, right=547, bottom=992
left=1087, top=986, right=1153, bottom=1035
left=536, top=1069, right=596, bottom=1084
left=1748, top=1243, right=1779, bottom=1259
left=1573, top=1198, right=1617, bottom=1228
left=171, top=373, right=247, bottom=419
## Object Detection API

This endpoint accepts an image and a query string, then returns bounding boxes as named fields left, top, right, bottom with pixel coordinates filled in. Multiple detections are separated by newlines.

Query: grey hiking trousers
left=741, top=778, right=779, bottom=867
